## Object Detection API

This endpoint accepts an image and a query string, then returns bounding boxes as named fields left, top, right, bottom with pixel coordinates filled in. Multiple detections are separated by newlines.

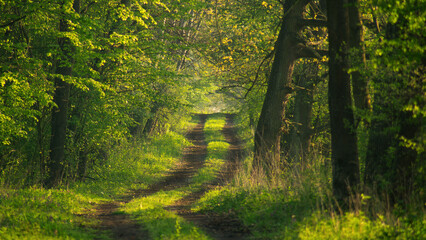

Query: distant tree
left=348, top=0, right=371, bottom=115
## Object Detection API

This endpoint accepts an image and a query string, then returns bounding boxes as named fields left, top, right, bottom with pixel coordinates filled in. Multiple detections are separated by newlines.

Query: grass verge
left=194, top=150, right=426, bottom=239
left=0, top=129, right=192, bottom=239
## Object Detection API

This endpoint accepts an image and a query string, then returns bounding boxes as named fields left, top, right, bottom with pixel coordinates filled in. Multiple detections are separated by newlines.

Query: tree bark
left=288, top=73, right=315, bottom=163
left=253, top=0, right=313, bottom=170
left=46, top=1, right=75, bottom=188
left=327, top=0, right=360, bottom=203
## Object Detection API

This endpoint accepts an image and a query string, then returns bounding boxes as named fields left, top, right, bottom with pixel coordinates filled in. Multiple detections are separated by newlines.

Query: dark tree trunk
left=254, top=0, right=315, bottom=170
left=348, top=0, right=371, bottom=114
left=46, top=1, right=75, bottom=188
left=327, top=0, right=360, bottom=203
left=77, top=150, right=88, bottom=180
left=289, top=74, right=314, bottom=163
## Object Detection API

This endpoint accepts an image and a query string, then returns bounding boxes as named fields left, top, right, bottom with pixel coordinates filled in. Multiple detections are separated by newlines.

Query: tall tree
left=46, top=0, right=77, bottom=187
left=327, top=0, right=360, bottom=203
left=253, top=0, right=324, bottom=170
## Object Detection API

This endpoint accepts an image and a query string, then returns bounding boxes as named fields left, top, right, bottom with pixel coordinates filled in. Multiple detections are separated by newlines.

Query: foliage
left=0, top=125, right=191, bottom=239
left=0, top=0, right=202, bottom=186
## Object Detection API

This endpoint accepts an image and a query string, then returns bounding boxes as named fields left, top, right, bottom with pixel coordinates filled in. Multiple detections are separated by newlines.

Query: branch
left=296, top=43, right=321, bottom=59
left=0, top=15, right=28, bottom=29
left=283, top=0, right=312, bottom=20
left=243, top=50, right=274, bottom=98
left=315, top=49, right=328, bottom=57
left=300, top=19, right=327, bottom=28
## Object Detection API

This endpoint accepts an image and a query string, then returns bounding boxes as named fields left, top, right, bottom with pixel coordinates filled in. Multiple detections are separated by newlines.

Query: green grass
left=0, top=187, right=102, bottom=240
left=122, top=193, right=211, bottom=240
left=297, top=211, right=426, bottom=240
left=204, top=114, right=226, bottom=143
left=72, top=131, right=191, bottom=200
left=0, top=130, right=192, bottom=239
left=193, top=150, right=426, bottom=239
left=4, top=113, right=422, bottom=239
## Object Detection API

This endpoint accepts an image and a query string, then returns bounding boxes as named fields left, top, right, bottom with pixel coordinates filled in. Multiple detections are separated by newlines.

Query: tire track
left=166, top=113, right=250, bottom=240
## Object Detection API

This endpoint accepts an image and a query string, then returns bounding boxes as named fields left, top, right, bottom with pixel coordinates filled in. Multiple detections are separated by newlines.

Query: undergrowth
left=194, top=149, right=426, bottom=239
left=0, top=127, right=192, bottom=239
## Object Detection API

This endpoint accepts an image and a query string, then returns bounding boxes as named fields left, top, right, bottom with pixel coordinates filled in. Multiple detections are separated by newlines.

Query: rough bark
left=327, top=0, right=360, bottom=203
left=253, top=0, right=313, bottom=170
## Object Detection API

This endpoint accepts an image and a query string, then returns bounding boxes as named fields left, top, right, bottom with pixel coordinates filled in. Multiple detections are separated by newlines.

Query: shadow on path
left=166, top=113, right=250, bottom=240
left=93, top=114, right=249, bottom=240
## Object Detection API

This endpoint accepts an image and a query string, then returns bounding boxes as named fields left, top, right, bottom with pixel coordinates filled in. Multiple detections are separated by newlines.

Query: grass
left=6, top=112, right=419, bottom=240
left=0, top=129, right=192, bottom=239
left=122, top=194, right=211, bottom=240
left=0, top=187, right=102, bottom=240
left=203, top=114, right=226, bottom=143
left=193, top=148, right=426, bottom=239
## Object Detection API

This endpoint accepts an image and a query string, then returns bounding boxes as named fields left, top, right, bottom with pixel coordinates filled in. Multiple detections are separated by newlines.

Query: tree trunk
left=289, top=74, right=314, bottom=163
left=327, top=0, right=360, bottom=203
left=143, top=104, right=160, bottom=137
left=348, top=0, right=371, bottom=114
left=253, top=0, right=312, bottom=170
left=46, top=1, right=75, bottom=188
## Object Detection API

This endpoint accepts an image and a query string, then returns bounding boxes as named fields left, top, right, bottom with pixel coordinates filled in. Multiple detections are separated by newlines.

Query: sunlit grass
left=122, top=188, right=212, bottom=239
left=73, top=131, right=191, bottom=200
left=0, top=187, right=104, bottom=240
left=193, top=148, right=426, bottom=239
left=0, top=130, right=192, bottom=239
left=204, top=115, right=226, bottom=142
left=0, top=114, right=238, bottom=239
left=130, top=206, right=211, bottom=240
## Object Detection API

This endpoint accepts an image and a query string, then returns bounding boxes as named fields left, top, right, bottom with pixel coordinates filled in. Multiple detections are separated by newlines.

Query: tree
left=348, top=0, right=371, bottom=115
left=253, top=0, right=325, bottom=170
left=327, top=0, right=360, bottom=203
left=46, top=0, right=77, bottom=188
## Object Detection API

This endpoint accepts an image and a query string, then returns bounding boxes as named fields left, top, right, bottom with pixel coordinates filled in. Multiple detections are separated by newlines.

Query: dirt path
left=168, top=113, right=249, bottom=240
left=94, top=114, right=248, bottom=240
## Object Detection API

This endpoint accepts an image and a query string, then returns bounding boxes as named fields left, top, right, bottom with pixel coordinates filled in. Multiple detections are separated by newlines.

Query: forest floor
left=92, top=114, right=249, bottom=240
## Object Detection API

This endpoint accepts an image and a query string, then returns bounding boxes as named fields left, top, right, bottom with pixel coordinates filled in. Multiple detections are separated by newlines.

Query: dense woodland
left=0, top=0, right=425, bottom=239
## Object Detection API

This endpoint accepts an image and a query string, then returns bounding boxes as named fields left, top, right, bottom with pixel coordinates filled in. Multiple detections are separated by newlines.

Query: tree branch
left=296, top=43, right=322, bottom=59
left=0, top=15, right=28, bottom=29
left=300, top=19, right=328, bottom=28
left=244, top=50, right=274, bottom=98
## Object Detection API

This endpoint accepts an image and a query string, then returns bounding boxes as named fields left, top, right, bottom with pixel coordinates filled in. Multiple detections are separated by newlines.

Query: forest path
left=93, top=114, right=248, bottom=240
left=165, top=114, right=249, bottom=239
